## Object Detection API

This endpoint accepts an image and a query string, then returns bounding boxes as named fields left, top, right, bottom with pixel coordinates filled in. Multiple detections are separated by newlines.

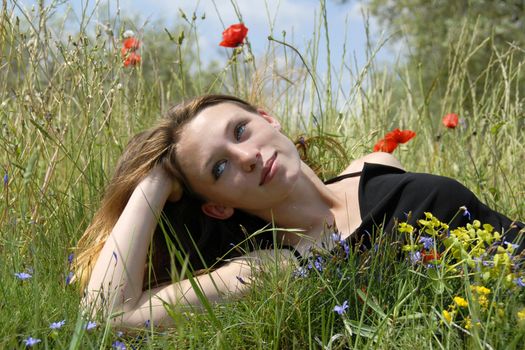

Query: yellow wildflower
left=398, top=222, right=414, bottom=234
left=472, top=285, right=491, bottom=295
left=442, top=310, right=452, bottom=324
left=464, top=317, right=472, bottom=330
left=478, top=295, right=489, bottom=311
left=453, top=296, right=468, bottom=308
left=518, top=308, right=525, bottom=322
left=402, top=244, right=419, bottom=252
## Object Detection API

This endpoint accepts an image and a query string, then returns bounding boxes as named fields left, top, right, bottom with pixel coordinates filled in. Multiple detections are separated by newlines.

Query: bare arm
left=118, top=248, right=295, bottom=327
left=83, top=167, right=295, bottom=327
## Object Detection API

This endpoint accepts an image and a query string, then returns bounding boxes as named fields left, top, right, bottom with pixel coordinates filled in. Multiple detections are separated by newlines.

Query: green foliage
left=0, top=0, right=524, bottom=348
left=365, top=0, right=525, bottom=109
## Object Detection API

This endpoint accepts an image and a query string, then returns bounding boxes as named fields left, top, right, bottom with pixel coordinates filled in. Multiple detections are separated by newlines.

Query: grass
left=1, top=0, right=524, bottom=348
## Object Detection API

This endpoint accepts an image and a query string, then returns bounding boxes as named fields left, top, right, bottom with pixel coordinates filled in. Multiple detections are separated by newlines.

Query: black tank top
left=327, top=163, right=524, bottom=254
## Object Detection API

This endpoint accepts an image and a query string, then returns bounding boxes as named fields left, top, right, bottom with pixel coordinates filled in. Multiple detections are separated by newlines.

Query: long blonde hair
left=73, top=95, right=259, bottom=290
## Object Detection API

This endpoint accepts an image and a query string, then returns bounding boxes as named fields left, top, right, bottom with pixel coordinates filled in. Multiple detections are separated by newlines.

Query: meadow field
left=1, top=0, right=524, bottom=348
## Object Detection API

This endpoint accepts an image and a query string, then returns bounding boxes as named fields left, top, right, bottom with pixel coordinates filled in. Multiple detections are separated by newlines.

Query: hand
left=143, top=166, right=184, bottom=202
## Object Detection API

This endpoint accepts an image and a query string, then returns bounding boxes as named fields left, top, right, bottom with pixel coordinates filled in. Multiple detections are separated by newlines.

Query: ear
left=201, top=202, right=235, bottom=220
left=257, top=108, right=281, bottom=131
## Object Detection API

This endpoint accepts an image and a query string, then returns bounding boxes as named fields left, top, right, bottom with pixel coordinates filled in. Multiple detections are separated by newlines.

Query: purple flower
left=409, top=251, right=422, bottom=265
left=460, top=206, right=471, bottom=221
left=342, top=240, right=350, bottom=258
left=66, top=271, right=74, bottom=285
left=50, top=319, right=66, bottom=329
left=333, top=300, right=349, bottom=315
left=23, top=337, right=41, bottom=347
left=85, top=321, right=97, bottom=330
left=514, top=277, right=525, bottom=287
left=314, top=256, right=323, bottom=272
left=112, top=340, right=127, bottom=349
left=3, top=171, right=8, bottom=185
left=15, top=272, right=32, bottom=280
left=144, top=319, right=150, bottom=328
left=419, top=236, right=434, bottom=250
left=504, top=241, right=519, bottom=250
left=292, top=266, right=308, bottom=278
left=68, top=253, right=74, bottom=264
left=331, top=232, right=342, bottom=242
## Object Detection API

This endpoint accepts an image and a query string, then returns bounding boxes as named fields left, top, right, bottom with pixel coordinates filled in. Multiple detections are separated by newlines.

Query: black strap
left=324, top=171, right=362, bottom=185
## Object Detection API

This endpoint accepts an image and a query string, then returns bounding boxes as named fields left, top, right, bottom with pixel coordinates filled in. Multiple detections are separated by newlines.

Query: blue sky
left=19, top=0, right=400, bottom=95
left=55, top=0, right=396, bottom=71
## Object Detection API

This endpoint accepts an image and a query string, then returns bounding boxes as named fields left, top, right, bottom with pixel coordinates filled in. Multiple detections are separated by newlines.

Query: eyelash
left=212, top=121, right=248, bottom=180
left=234, top=121, right=247, bottom=141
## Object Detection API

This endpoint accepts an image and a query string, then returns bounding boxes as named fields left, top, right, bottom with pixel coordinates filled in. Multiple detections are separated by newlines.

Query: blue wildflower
left=409, top=251, right=422, bottom=265
left=23, top=337, right=41, bottom=347
left=68, top=253, right=74, bottom=264
left=314, top=256, right=323, bottom=272
left=342, top=241, right=350, bottom=258
left=514, top=277, right=525, bottom=287
left=292, top=266, right=308, bottom=278
left=112, top=340, right=127, bottom=349
left=85, top=321, right=97, bottom=330
left=307, top=256, right=324, bottom=272
left=49, top=319, right=66, bottom=329
left=3, top=171, right=8, bottom=186
left=66, top=271, right=74, bottom=285
left=460, top=206, right=471, bottom=221
left=504, top=241, right=519, bottom=250
left=15, top=272, right=32, bottom=280
left=144, top=319, right=150, bottom=328
left=419, top=236, right=434, bottom=250
left=333, top=300, right=349, bottom=315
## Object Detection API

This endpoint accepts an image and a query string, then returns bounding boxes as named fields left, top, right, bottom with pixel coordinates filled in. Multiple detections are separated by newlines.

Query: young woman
left=74, top=95, right=524, bottom=327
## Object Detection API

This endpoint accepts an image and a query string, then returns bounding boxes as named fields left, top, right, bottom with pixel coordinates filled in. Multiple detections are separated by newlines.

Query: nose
left=231, top=145, right=261, bottom=172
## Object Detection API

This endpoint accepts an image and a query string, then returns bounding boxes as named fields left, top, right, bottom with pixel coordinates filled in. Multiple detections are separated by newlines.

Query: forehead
left=185, top=102, right=248, bottom=133
left=179, top=102, right=252, bottom=146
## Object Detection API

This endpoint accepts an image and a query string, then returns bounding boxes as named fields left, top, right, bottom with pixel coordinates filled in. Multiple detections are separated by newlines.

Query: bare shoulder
left=341, top=152, right=404, bottom=175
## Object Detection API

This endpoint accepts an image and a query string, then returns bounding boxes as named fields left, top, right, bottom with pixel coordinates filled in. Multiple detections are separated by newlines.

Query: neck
left=248, top=163, right=339, bottom=246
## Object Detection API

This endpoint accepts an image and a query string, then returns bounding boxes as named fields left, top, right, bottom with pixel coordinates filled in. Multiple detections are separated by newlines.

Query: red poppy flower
left=123, top=37, right=140, bottom=51
left=373, top=128, right=416, bottom=153
left=442, top=113, right=459, bottom=129
left=385, top=128, right=416, bottom=143
left=219, top=23, right=248, bottom=48
left=123, top=52, right=141, bottom=67
left=373, top=137, right=399, bottom=153
left=421, top=249, right=441, bottom=263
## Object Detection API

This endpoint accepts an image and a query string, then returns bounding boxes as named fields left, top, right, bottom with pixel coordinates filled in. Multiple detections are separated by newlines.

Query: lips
left=259, top=152, right=277, bottom=186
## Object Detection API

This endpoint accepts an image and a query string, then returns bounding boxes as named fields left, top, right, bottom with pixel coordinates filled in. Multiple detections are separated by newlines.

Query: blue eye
left=235, top=122, right=247, bottom=141
left=212, top=160, right=226, bottom=180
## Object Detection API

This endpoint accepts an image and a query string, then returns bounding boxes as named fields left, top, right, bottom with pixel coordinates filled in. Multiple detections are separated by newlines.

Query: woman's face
left=176, top=102, right=302, bottom=217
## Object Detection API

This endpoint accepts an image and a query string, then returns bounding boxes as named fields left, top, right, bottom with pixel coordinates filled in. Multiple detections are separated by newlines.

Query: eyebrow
left=202, top=116, right=239, bottom=175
